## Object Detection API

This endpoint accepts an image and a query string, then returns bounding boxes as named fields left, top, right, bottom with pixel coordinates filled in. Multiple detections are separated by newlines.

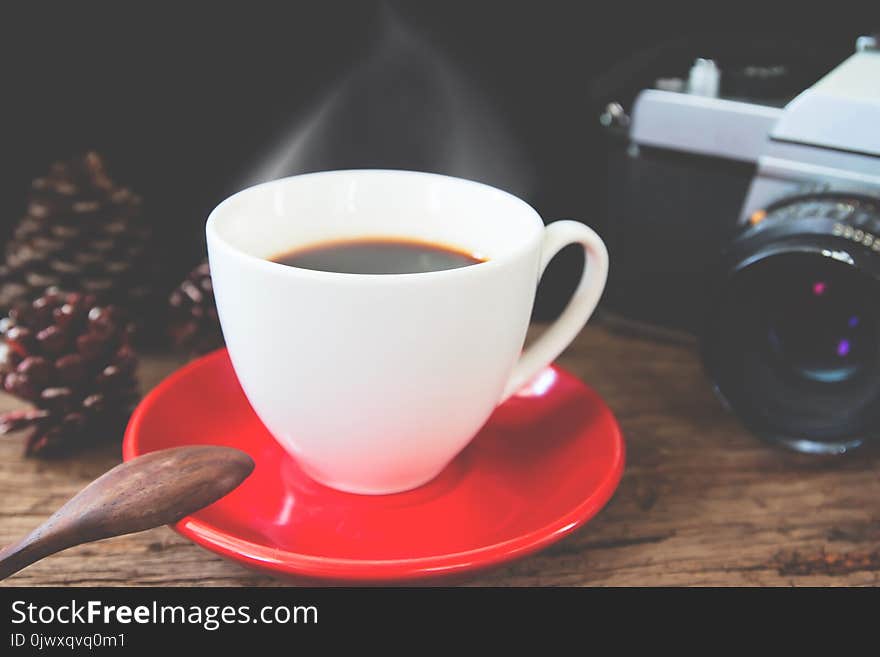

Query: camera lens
left=765, top=258, right=876, bottom=385
left=702, top=195, right=880, bottom=454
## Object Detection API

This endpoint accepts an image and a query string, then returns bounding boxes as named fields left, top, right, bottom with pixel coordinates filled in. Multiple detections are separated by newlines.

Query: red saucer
left=123, top=350, right=624, bottom=583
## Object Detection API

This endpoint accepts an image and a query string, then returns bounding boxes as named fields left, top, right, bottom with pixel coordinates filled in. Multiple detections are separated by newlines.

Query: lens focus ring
left=764, top=194, right=880, bottom=251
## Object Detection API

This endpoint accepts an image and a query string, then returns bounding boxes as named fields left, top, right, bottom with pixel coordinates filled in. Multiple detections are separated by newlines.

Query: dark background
left=0, top=1, right=875, bottom=317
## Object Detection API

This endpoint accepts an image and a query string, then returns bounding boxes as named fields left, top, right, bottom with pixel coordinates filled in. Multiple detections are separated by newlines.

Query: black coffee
left=271, top=238, right=485, bottom=274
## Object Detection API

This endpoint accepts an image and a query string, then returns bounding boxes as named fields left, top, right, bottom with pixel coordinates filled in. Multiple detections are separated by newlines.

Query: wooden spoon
left=0, top=445, right=254, bottom=581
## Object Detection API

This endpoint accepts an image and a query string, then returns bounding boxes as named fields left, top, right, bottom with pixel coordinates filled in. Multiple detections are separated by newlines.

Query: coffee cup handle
left=500, top=220, right=609, bottom=402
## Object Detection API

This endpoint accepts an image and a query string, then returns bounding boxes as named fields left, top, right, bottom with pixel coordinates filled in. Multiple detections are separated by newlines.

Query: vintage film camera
left=602, top=37, right=880, bottom=453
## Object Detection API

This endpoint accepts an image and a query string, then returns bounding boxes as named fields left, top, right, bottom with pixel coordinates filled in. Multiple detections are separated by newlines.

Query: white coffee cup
left=206, top=170, right=608, bottom=494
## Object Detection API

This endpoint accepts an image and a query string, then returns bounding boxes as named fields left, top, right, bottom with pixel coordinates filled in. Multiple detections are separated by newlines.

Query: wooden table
left=1, top=320, right=878, bottom=587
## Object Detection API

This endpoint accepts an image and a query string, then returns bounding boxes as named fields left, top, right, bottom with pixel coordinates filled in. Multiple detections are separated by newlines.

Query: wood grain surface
left=1, top=321, right=878, bottom=587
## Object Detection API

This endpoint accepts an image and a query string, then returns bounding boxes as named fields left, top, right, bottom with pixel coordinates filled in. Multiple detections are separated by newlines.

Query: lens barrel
left=702, top=194, right=880, bottom=454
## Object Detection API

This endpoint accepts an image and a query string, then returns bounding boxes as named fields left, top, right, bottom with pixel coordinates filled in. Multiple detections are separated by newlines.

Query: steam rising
left=244, top=8, right=534, bottom=197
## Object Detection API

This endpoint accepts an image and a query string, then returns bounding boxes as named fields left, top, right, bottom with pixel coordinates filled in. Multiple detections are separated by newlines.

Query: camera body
left=605, top=45, right=880, bottom=330
left=603, top=43, right=880, bottom=453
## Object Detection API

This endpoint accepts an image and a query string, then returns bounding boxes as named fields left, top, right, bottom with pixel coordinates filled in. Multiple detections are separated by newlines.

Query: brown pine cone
left=0, top=289, right=139, bottom=457
left=168, top=260, right=223, bottom=355
left=0, top=152, right=159, bottom=337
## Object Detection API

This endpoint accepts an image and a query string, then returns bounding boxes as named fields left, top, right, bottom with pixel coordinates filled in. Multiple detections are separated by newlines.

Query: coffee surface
left=271, top=238, right=484, bottom=274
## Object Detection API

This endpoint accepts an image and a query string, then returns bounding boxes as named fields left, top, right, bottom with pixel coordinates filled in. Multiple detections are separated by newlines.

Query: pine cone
left=0, top=152, right=158, bottom=336
left=168, top=260, right=223, bottom=355
left=0, top=289, right=139, bottom=457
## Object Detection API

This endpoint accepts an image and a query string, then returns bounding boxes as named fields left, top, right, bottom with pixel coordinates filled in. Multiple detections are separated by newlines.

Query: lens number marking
left=833, top=222, right=880, bottom=252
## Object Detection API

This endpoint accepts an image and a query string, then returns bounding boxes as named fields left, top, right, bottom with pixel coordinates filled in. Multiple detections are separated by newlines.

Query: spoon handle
left=0, top=445, right=254, bottom=581
left=0, top=537, right=62, bottom=581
